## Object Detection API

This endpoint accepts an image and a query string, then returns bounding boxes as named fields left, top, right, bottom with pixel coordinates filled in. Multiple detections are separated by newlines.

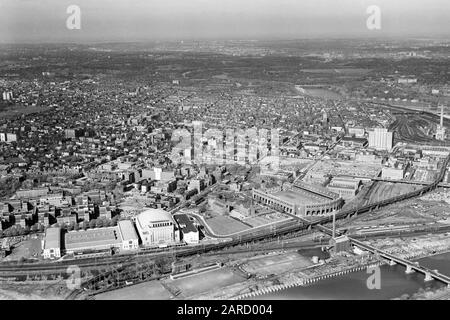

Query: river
left=251, top=252, right=450, bottom=300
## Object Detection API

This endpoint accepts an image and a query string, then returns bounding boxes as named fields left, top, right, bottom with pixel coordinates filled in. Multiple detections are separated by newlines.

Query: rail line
left=1, top=152, right=448, bottom=298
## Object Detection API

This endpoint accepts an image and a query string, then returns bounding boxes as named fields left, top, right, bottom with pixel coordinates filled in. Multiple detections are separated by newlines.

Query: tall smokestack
left=441, top=104, right=444, bottom=127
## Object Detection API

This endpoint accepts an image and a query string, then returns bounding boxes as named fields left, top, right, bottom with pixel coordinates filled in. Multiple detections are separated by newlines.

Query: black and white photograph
left=0, top=0, right=450, bottom=308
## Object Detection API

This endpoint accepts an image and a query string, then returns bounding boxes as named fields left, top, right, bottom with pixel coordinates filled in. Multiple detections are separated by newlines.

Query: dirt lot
left=2, top=236, right=43, bottom=262
left=0, top=281, right=71, bottom=300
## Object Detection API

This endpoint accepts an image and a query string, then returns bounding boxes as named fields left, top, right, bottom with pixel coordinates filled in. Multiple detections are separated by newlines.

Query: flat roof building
left=173, top=214, right=199, bottom=244
left=43, top=227, right=61, bottom=259
left=65, top=227, right=122, bottom=254
left=117, top=220, right=139, bottom=251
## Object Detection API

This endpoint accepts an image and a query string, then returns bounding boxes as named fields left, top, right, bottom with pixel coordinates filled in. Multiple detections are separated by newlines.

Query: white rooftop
left=137, top=208, right=173, bottom=226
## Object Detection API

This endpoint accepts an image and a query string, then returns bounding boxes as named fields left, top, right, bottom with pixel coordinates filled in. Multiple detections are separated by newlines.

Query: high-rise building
left=368, top=128, right=393, bottom=150
left=436, top=104, right=446, bottom=141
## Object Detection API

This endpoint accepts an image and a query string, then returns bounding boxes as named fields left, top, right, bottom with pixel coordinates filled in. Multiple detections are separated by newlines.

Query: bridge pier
left=389, top=260, right=397, bottom=266
left=424, top=272, right=434, bottom=282
left=405, top=265, right=415, bottom=274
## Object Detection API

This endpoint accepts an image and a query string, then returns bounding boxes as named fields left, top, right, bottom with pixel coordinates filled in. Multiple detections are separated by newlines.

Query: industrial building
left=330, top=235, right=351, bottom=253
left=64, top=220, right=139, bottom=254
left=43, top=227, right=61, bottom=259
left=135, top=208, right=180, bottom=246
left=382, top=163, right=408, bottom=180
left=326, top=177, right=361, bottom=200
left=368, top=128, right=393, bottom=151
left=65, top=227, right=122, bottom=254
left=340, top=136, right=368, bottom=148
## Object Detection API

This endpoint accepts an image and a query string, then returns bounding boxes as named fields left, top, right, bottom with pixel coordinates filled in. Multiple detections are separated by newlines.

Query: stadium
left=252, top=181, right=344, bottom=216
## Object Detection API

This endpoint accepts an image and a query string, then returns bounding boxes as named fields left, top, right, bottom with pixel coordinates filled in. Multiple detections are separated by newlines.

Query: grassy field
left=206, top=215, right=250, bottom=235
left=165, top=267, right=246, bottom=298
left=95, top=280, right=173, bottom=300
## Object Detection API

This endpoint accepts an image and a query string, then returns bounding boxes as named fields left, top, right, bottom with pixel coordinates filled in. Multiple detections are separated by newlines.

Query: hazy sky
left=0, top=0, right=449, bottom=43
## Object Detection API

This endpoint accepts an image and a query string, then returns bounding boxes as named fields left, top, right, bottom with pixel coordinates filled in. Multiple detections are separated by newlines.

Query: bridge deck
left=351, top=238, right=450, bottom=284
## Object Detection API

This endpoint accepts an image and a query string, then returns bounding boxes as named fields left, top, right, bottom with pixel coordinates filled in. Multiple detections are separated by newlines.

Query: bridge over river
left=314, top=224, right=450, bottom=286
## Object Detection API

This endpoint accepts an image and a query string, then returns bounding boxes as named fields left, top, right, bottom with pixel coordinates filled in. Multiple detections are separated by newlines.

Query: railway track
left=1, top=153, right=448, bottom=298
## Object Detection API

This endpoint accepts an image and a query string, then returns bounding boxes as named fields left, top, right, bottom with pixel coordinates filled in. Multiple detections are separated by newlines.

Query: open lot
left=307, top=159, right=382, bottom=179
left=0, top=281, right=70, bottom=300
left=95, top=280, right=173, bottom=300
left=363, top=181, right=421, bottom=205
left=243, top=212, right=291, bottom=228
left=205, top=215, right=251, bottom=236
left=165, top=267, right=247, bottom=298
left=242, top=251, right=313, bottom=276
left=3, top=236, right=42, bottom=262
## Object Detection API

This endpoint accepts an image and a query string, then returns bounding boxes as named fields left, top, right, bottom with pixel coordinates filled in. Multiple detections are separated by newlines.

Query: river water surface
left=252, top=252, right=450, bottom=300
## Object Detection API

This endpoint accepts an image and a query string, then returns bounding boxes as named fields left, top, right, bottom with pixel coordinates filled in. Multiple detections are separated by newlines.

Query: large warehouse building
left=64, top=220, right=139, bottom=255
left=135, top=208, right=180, bottom=246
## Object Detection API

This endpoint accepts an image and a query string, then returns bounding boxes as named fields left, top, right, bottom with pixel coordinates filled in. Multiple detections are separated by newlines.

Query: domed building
left=135, top=208, right=179, bottom=246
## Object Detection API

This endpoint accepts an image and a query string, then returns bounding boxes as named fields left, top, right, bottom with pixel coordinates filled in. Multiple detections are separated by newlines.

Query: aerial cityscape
left=1, top=0, right=450, bottom=305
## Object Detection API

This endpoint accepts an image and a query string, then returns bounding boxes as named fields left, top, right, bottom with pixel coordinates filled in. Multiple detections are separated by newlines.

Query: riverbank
left=189, top=250, right=383, bottom=300
left=235, top=260, right=383, bottom=300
